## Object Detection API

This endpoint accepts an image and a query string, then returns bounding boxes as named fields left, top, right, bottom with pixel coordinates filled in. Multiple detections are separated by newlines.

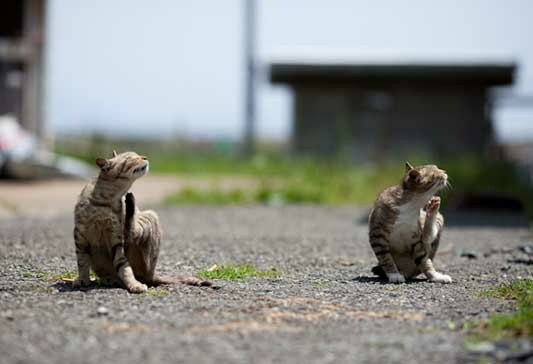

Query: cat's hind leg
left=124, top=192, right=212, bottom=288
left=106, top=213, right=147, bottom=293
left=369, top=225, right=404, bottom=283
left=124, top=192, right=160, bottom=283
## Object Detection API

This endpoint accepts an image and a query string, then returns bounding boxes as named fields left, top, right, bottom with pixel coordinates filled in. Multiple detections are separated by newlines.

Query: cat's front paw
left=387, top=273, right=406, bottom=284
left=429, top=272, right=452, bottom=284
left=72, top=277, right=91, bottom=288
left=427, top=196, right=441, bottom=214
left=127, top=282, right=148, bottom=293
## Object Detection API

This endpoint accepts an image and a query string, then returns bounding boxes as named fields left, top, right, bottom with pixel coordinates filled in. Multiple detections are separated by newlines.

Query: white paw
left=387, top=273, right=406, bottom=284
left=427, top=196, right=441, bottom=214
left=429, top=273, right=452, bottom=284
left=127, top=282, right=148, bottom=294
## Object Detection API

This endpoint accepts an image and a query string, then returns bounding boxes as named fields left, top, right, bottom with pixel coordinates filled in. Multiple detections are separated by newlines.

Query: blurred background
left=0, top=0, right=532, bottom=220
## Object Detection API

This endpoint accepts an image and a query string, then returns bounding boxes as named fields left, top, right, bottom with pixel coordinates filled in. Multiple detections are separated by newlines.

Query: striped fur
left=73, top=151, right=211, bottom=293
left=368, top=162, right=452, bottom=284
left=123, top=191, right=211, bottom=287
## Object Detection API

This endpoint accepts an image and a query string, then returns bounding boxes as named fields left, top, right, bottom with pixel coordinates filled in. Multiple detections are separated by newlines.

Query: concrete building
left=0, top=0, right=46, bottom=140
left=270, top=54, right=516, bottom=160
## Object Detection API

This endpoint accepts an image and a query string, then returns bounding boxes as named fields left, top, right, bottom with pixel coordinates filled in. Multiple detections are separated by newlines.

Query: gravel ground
left=0, top=206, right=531, bottom=364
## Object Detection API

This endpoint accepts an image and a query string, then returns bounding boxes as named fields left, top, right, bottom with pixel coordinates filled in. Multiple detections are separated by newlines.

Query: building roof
left=268, top=50, right=516, bottom=86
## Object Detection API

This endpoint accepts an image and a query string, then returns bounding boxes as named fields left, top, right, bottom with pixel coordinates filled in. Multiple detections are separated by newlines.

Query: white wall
left=46, top=0, right=533, bottom=141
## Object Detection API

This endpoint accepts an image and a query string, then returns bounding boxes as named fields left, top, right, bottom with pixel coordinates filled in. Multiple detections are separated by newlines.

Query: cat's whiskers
left=444, top=179, right=453, bottom=191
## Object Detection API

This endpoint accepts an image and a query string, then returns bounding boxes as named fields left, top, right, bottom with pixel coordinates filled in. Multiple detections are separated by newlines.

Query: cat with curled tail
left=73, top=150, right=212, bottom=293
left=368, top=162, right=452, bottom=284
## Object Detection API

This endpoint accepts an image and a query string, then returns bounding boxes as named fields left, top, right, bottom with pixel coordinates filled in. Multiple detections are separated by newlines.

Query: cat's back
left=74, top=180, right=116, bottom=237
left=75, top=180, right=97, bottom=219
left=369, top=185, right=401, bottom=224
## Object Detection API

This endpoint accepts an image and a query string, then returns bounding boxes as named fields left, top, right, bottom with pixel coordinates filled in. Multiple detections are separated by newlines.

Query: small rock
left=96, top=306, right=109, bottom=316
left=518, top=243, right=533, bottom=255
left=1, top=310, right=14, bottom=321
left=508, top=256, right=533, bottom=265
left=338, top=259, right=356, bottom=266
left=461, top=251, right=479, bottom=259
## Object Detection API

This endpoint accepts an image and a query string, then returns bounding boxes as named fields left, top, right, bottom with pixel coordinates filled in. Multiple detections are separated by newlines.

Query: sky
left=45, top=0, right=533, bottom=141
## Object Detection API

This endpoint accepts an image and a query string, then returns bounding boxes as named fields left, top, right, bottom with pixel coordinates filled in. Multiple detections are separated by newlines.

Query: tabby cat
left=368, top=162, right=452, bottom=284
left=73, top=151, right=211, bottom=293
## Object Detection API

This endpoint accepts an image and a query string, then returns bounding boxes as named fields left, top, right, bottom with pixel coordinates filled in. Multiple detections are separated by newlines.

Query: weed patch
left=196, top=264, right=281, bottom=281
left=466, top=280, right=533, bottom=340
left=146, top=288, right=168, bottom=296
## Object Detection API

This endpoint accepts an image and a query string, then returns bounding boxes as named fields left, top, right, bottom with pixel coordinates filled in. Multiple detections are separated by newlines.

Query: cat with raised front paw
left=368, top=162, right=452, bottom=284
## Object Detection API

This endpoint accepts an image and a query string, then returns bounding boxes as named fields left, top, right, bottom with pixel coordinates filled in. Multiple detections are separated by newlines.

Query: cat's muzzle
left=132, top=162, right=149, bottom=176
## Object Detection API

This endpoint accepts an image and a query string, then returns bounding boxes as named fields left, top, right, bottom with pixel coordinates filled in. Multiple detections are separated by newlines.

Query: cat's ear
left=405, top=162, right=414, bottom=172
left=408, top=169, right=420, bottom=180
left=96, top=157, right=109, bottom=169
left=112, top=150, right=118, bottom=158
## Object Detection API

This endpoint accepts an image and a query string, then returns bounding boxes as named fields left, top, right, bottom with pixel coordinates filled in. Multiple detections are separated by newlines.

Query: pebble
left=96, top=306, right=109, bottom=316
left=1, top=206, right=531, bottom=363
left=2, top=310, right=14, bottom=321
left=518, top=243, right=533, bottom=255
left=460, top=251, right=479, bottom=259
left=508, top=256, right=533, bottom=265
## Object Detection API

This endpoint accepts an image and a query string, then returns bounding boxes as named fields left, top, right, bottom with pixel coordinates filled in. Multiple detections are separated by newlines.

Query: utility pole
left=242, top=0, right=256, bottom=155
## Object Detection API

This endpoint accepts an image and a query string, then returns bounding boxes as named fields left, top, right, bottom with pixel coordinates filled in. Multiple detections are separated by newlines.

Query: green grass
left=196, top=264, right=281, bottom=281
left=165, top=187, right=248, bottom=205
left=162, top=155, right=533, bottom=217
left=481, top=280, right=533, bottom=303
left=164, top=183, right=327, bottom=205
left=466, top=280, right=533, bottom=340
left=54, top=136, right=533, bottom=225
left=146, top=288, right=168, bottom=296
left=161, top=156, right=408, bottom=206
left=23, top=269, right=51, bottom=279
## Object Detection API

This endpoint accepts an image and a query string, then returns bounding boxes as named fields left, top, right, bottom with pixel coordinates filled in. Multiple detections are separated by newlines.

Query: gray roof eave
left=269, top=62, right=516, bottom=86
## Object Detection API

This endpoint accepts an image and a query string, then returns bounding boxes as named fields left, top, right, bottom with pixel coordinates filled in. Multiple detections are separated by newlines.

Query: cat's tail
left=125, top=192, right=135, bottom=233
left=371, top=265, right=387, bottom=278
left=151, top=274, right=214, bottom=288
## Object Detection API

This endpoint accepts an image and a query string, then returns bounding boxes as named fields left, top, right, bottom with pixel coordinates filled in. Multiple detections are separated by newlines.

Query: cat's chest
left=389, top=207, right=422, bottom=248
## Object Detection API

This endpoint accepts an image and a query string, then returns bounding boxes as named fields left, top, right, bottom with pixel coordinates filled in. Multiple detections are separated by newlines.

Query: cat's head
left=402, top=162, right=448, bottom=193
left=95, top=150, right=149, bottom=180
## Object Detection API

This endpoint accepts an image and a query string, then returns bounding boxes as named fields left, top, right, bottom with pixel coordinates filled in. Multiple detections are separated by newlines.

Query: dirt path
left=0, top=205, right=531, bottom=363
left=0, top=175, right=257, bottom=218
